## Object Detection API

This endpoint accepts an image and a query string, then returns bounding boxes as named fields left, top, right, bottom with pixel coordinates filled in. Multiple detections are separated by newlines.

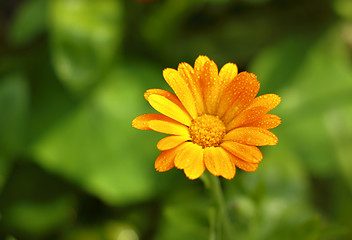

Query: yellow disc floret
left=189, top=114, right=226, bottom=148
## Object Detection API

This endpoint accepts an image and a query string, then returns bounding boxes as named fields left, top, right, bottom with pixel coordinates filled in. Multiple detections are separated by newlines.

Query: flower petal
left=183, top=148, right=205, bottom=180
left=226, top=107, right=268, bottom=131
left=247, top=94, right=281, bottom=111
left=219, top=62, right=238, bottom=96
left=221, top=141, right=263, bottom=163
left=144, top=89, right=180, bottom=103
left=194, top=55, right=211, bottom=72
left=163, top=68, right=198, bottom=119
left=201, top=60, right=220, bottom=114
left=155, top=143, right=187, bottom=172
left=148, top=119, right=189, bottom=136
left=146, top=93, right=192, bottom=126
left=224, top=150, right=258, bottom=172
left=157, top=135, right=190, bottom=151
left=217, top=72, right=247, bottom=118
left=220, top=72, right=260, bottom=123
left=204, top=147, right=235, bottom=179
left=223, top=127, right=278, bottom=146
left=246, top=114, right=281, bottom=129
left=178, top=62, right=205, bottom=114
left=174, top=142, right=203, bottom=170
left=132, top=113, right=171, bottom=130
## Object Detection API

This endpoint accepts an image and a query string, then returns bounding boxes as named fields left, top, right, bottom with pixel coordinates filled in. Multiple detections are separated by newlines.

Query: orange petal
left=226, top=107, right=268, bottom=131
left=247, top=94, right=281, bottom=111
left=218, top=62, right=238, bottom=96
left=146, top=93, right=192, bottom=126
left=201, top=60, right=220, bottom=114
left=245, top=114, right=281, bottom=129
left=217, top=72, right=258, bottom=119
left=183, top=148, right=205, bottom=180
left=221, top=141, right=263, bottom=163
left=224, top=150, right=258, bottom=172
left=221, top=72, right=260, bottom=124
left=155, top=143, right=187, bottom=172
left=223, top=127, right=278, bottom=146
left=148, top=119, right=189, bottom=136
left=132, top=113, right=173, bottom=130
left=178, top=62, right=205, bottom=114
left=203, top=147, right=236, bottom=179
left=163, top=68, right=198, bottom=119
left=174, top=142, right=203, bottom=170
left=157, top=135, right=190, bottom=151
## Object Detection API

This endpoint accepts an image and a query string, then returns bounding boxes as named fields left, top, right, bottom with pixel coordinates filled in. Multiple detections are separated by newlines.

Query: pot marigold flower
left=132, top=56, right=281, bottom=180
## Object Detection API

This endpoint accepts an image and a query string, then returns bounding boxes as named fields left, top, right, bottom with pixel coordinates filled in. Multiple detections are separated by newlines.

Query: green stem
left=202, top=171, right=234, bottom=240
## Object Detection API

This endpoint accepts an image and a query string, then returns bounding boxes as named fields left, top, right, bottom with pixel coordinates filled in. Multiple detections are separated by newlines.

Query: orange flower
left=132, top=56, right=281, bottom=180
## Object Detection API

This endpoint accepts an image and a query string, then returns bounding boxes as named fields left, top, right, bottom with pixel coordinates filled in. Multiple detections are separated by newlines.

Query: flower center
left=189, top=114, right=226, bottom=148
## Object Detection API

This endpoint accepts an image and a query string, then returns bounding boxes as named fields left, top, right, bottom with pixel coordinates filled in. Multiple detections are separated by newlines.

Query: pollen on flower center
left=189, top=114, right=226, bottom=148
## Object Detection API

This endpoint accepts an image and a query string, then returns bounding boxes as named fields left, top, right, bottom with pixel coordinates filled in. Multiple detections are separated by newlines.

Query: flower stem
left=201, top=171, right=234, bottom=240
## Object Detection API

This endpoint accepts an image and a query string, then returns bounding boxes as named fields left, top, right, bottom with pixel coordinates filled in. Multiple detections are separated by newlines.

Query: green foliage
left=1, top=0, right=352, bottom=239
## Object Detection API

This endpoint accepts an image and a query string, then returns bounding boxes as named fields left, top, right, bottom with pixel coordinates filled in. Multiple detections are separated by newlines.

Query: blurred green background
left=1, top=0, right=352, bottom=239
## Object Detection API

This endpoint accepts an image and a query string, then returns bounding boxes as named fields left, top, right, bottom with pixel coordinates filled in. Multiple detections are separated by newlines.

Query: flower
left=132, top=55, right=281, bottom=180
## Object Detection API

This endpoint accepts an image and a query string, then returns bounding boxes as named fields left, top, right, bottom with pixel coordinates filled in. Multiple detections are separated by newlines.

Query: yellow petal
left=221, top=141, right=263, bottom=163
left=144, top=89, right=180, bottom=103
left=223, top=127, right=278, bottom=146
left=247, top=94, right=281, bottom=111
left=183, top=148, right=205, bottom=180
left=246, top=114, right=281, bottom=129
left=178, top=62, right=205, bottom=114
left=222, top=72, right=260, bottom=123
left=204, top=147, right=235, bottom=180
left=163, top=68, right=198, bottom=119
left=174, top=142, right=203, bottom=170
left=226, top=107, right=268, bottom=131
left=157, top=135, right=190, bottom=151
left=202, top=60, right=221, bottom=114
left=146, top=93, right=192, bottom=126
left=155, top=143, right=187, bottom=172
left=224, top=150, right=258, bottom=172
left=132, top=113, right=170, bottom=130
left=219, top=62, right=238, bottom=96
left=194, top=55, right=211, bottom=72
left=148, top=119, right=189, bottom=136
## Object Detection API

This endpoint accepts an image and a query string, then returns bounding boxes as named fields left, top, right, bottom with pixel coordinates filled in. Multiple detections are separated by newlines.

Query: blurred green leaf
left=154, top=185, right=209, bottom=240
left=8, top=0, right=47, bottom=46
left=0, top=155, right=11, bottom=191
left=333, top=0, right=352, bottom=21
left=224, top=144, right=317, bottom=240
left=0, top=163, right=76, bottom=238
left=325, top=105, right=352, bottom=191
left=0, top=74, right=29, bottom=156
left=250, top=25, right=352, bottom=176
left=49, top=0, right=123, bottom=92
left=141, top=0, right=202, bottom=49
left=4, top=196, right=74, bottom=237
left=30, top=60, right=169, bottom=206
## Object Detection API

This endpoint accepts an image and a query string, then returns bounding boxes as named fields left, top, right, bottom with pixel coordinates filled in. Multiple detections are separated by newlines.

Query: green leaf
left=0, top=155, right=12, bottom=191
left=224, top=144, right=316, bottom=240
left=333, top=0, right=352, bottom=20
left=325, top=105, right=352, bottom=191
left=8, top=0, right=47, bottom=46
left=49, top=0, right=123, bottom=92
left=0, top=163, right=76, bottom=238
left=30, top=60, right=170, bottom=206
left=0, top=74, right=29, bottom=156
left=154, top=185, right=209, bottom=240
left=250, top=25, right=352, bottom=176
